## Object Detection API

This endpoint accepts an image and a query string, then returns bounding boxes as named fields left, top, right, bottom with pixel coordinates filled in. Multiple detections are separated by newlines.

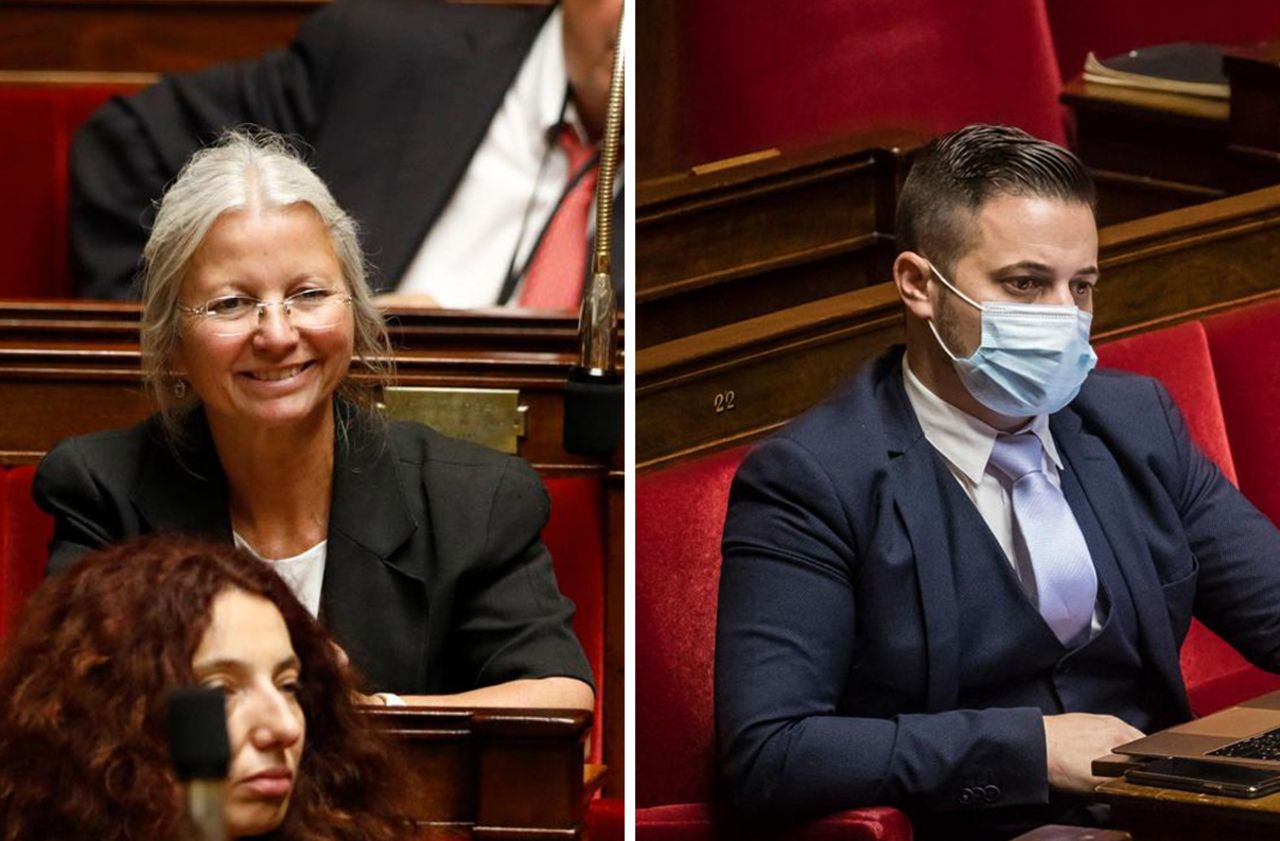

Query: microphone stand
left=169, top=687, right=231, bottom=841
left=564, top=3, right=625, bottom=457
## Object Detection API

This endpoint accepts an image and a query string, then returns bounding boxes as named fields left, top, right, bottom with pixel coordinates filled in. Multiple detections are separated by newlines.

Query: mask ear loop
left=924, top=259, right=981, bottom=362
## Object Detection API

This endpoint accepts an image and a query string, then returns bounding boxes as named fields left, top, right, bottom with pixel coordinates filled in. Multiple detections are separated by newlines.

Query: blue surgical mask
left=926, top=262, right=1097, bottom=417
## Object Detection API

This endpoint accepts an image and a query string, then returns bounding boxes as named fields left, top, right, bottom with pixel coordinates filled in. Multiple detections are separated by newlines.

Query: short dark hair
left=895, top=124, right=1095, bottom=274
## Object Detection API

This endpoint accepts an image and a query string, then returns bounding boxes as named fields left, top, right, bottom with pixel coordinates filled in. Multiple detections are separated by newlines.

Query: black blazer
left=71, top=0, right=624, bottom=300
left=32, top=406, right=593, bottom=695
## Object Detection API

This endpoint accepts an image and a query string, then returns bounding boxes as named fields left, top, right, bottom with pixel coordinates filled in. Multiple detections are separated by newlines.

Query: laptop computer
left=1116, top=690, right=1280, bottom=765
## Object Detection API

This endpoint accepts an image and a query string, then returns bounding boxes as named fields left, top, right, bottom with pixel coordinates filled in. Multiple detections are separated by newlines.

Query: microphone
left=564, top=3, right=625, bottom=458
left=169, top=687, right=231, bottom=841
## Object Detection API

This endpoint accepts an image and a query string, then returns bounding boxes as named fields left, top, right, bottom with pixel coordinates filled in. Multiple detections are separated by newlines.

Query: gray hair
left=139, top=128, right=393, bottom=439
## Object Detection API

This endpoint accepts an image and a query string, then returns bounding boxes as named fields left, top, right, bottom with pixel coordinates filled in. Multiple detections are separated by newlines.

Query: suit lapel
left=878, top=361, right=961, bottom=712
left=131, top=412, right=232, bottom=539
left=375, top=5, right=553, bottom=288
left=1051, top=408, right=1191, bottom=719
left=321, top=411, right=425, bottom=690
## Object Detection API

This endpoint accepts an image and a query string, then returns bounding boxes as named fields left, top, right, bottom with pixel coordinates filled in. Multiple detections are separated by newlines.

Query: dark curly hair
left=0, top=535, right=413, bottom=841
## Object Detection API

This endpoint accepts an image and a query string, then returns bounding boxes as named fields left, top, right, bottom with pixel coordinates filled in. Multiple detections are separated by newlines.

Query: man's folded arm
left=715, top=437, right=1049, bottom=821
left=69, top=2, right=346, bottom=299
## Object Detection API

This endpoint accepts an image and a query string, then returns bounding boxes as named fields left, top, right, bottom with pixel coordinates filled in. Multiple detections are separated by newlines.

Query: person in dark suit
left=35, top=130, right=594, bottom=709
left=715, top=124, right=1280, bottom=838
left=71, top=0, right=623, bottom=308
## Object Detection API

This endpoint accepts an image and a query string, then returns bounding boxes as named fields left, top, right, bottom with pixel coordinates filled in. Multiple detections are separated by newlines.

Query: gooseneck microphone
left=564, top=4, right=625, bottom=458
left=169, top=687, right=231, bottom=841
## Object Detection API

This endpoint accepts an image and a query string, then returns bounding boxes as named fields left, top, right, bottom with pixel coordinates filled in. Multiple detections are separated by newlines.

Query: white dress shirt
left=234, top=531, right=327, bottom=618
left=397, top=8, right=592, bottom=307
left=902, top=354, right=1101, bottom=633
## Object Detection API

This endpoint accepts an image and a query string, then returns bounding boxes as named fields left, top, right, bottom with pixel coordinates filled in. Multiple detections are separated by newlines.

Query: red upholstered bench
left=676, top=0, right=1064, bottom=167
left=1097, top=319, right=1280, bottom=715
left=636, top=446, right=912, bottom=840
left=0, top=81, right=143, bottom=298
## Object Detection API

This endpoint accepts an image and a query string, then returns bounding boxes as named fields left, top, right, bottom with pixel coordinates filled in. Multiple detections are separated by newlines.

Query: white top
left=902, top=354, right=1101, bottom=633
left=397, top=8, right=592, bottom=307
left=233, top=531, right=327, bottom=618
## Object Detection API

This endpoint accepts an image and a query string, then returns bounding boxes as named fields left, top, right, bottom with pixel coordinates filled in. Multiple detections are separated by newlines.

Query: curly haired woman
left=0, top=535, right=414, bottom=840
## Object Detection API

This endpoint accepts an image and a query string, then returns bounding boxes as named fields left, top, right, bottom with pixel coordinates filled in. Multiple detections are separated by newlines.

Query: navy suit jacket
left=70, top=0, right=624, bottom=301
left=716, top=347, right=1280, bottom=822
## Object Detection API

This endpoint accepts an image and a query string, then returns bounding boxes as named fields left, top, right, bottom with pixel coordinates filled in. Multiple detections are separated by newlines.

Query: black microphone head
left=563, top=366, right=623, bottom=457
left=168, top=687, right=231, bottom=781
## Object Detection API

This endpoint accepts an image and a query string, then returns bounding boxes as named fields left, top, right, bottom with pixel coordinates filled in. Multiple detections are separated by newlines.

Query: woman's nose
left=249, top=688, right=303, bottom=749
left=251, top=302, right=299, bottom=349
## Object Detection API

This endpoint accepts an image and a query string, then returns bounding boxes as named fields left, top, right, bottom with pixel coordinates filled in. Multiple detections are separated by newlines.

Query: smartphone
left=1125, top=757, right=1280, bottom=798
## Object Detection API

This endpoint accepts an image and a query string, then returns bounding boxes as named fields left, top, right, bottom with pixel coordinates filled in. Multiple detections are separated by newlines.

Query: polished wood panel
left=1099, top=774, right=1280, bottom=841
left=636, top=131, right=922, bottom=348
left=0, top=302, right=623, bottom=473
left=362, top=706, right=600, bottom=839
left=0, top=1, right=320, bottom=73
left=1063, top=44, right=1280, bottom=226
left=637, top=185, right=1280, bottom=470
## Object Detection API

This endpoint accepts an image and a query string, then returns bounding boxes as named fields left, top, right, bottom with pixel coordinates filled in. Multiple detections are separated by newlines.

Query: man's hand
left=1044, top=713, right=1145, bottom=794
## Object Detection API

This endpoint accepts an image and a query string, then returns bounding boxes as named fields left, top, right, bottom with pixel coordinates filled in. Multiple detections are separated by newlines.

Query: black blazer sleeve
left=31, top=437, right=124, bottom=574
left=69, top=2, right=345, bottom=299
left=447, top=457, right=595, bottom=690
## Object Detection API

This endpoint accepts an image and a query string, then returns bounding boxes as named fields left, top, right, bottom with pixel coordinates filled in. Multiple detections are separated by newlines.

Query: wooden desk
left=1062, top=44, right=1280, bottom=227
left=1098, top=775, right=1280, bottom=841
left=637, top=130, right=922, bottom=348
left=362, top=706, right=601, bottom=839
left=637, top=183, right=1280, bottom=470
left=0, top=302, right=626, bottom=797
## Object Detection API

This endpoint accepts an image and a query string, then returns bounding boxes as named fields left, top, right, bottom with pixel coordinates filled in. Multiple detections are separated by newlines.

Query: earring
left=173, top=379, right=187, bottom=399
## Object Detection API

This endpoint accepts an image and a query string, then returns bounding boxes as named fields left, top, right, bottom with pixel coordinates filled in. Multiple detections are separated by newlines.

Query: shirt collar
left=523, top=8, right=590, bottom=146
left=902, top=353, right=1063, bottom=484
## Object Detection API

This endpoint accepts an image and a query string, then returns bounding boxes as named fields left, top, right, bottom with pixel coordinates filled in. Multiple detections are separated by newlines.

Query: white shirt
left=902, top=355, right=1101, bottom=633
left=234, top=531, right=327, bottom=618
left=397, top=8, right=592, bottom=307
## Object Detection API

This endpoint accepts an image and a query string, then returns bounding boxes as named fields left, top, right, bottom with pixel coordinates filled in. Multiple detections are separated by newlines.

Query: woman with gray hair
left=33, top=129, right=594, bottom=710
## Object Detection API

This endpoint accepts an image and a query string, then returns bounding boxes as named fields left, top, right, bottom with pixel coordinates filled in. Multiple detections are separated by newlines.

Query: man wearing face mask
left=716, top=124, right=1280, bottom=839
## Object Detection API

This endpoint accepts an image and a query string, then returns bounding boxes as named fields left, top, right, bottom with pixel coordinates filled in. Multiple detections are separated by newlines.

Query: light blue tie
left=988, top=432, right=1097, bottom=646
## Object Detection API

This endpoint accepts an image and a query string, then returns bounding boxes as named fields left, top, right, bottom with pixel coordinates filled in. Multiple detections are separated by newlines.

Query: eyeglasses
left=177, top=289, right=353, bottom=337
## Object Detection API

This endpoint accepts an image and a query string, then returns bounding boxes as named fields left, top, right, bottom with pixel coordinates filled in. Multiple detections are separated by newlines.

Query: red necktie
left=519, top=125, right=599, bottom=309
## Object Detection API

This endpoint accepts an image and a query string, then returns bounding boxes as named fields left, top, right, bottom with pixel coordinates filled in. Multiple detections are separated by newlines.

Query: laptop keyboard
left=1209, top=727, right=1280, bottom=760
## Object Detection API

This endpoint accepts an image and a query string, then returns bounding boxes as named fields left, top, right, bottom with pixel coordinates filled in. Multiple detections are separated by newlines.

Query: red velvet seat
left=677, top=0, right=1064, bottom=167
left=0, top=83, right=141, bottom=298
left=1202, top=297, right=1280, bottom=531
left=0, top=466, right=51, bottom=644
left=635, top=445, right=910, bottom=840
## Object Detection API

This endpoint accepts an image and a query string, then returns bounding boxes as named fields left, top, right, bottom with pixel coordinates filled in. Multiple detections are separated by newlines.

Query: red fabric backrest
left=1096, top=318, right=1280, bottom=715
left=679, top=0, right=1064, bottom=167
left=0, top=466, right=53, bottom=645
left=1203, top=297, right=1280, bottom=532
left=1095, top=320, right=1237, bottom=484
left=1045, top=0, right=1280, bottom=82
left=635, top=446, right=748, bottom=808
left=542, top=476, right=607, bottom=764
left=0, top=83, right=141, bottom=298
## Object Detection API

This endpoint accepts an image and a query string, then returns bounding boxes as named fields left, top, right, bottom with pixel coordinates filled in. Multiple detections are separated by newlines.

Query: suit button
left=958, top=788, right=974, bottom=806
left=983, top=785, right=1001, bottom=803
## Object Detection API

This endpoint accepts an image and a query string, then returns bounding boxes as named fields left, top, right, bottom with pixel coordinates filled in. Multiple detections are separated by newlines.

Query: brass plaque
left=380, top=387, right=527, bottom=454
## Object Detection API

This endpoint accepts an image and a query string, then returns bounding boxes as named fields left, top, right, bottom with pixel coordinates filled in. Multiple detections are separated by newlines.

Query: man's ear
left=894, top=252, right=934, bottom=321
